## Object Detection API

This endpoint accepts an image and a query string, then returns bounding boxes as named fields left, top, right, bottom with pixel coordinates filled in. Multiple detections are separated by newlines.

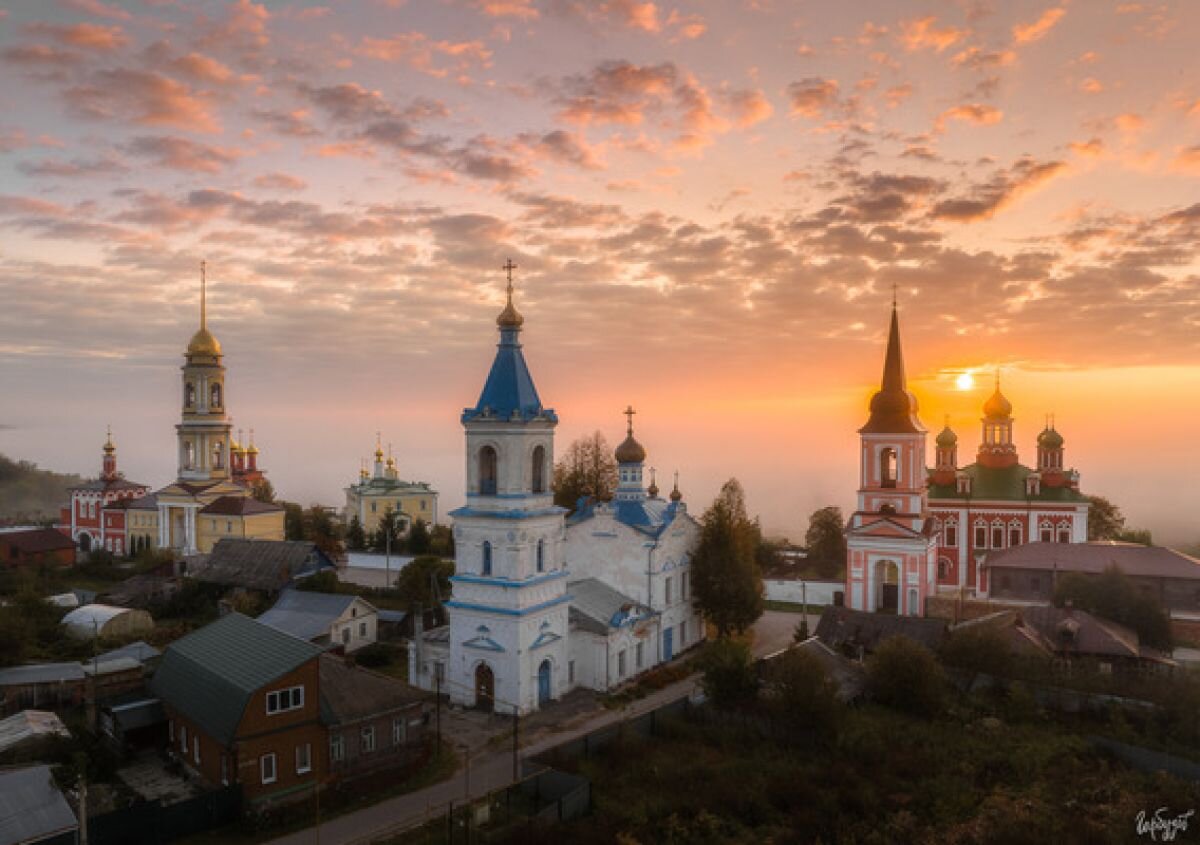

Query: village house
left=0, top=528, right=76, bottom=568
left=257, top=589, right=378, bottom=652
left=191, top=538, right=337, bottom=596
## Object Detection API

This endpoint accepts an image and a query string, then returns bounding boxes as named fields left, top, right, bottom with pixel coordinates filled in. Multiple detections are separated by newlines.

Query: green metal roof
left=927, top=462, right=1089, bottom=503
left=150, top=613, right=322, bottom=745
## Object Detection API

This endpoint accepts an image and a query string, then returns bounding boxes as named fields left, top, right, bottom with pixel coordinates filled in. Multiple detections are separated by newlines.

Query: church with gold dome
left=343, top=437, right=439, bottom=538
left=68, top=264, right=285, bottom=557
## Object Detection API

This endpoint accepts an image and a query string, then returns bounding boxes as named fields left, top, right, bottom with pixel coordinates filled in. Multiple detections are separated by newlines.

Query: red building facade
left=59, top=430, right=149, bottom=556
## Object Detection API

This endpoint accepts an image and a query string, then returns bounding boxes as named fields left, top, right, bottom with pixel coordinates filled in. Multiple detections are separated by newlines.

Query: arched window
left=210, top=383, right=221, bottom=408
left=482, top=541, right=492, bottom=576
left=880, top=448, right=897, bottom=488
left=536, top=539, right=545, bottom=573
left=184, top=441, right=195, bottom=469
left=479, top=446, right=498, bottom=495
left=974, top=521, right=987, bottom=549
left=1057, top=525, right=1071, bottom=544
left=1039, top=521, right=1053, bottom=543
left=531, top=445, right=546, bottom=494
left=212, top=442, right=223, bottom=469
left=991, top=522, right=1005, bottom=549
left=185, top=382, right=195, bottom=407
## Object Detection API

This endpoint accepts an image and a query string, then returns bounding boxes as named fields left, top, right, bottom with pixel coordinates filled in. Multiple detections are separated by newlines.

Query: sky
left=0, top=0, right=1198, bottom=544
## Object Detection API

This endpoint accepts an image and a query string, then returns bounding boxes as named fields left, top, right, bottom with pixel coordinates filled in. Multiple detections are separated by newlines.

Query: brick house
left=0, top=529, right=76, bottom=568
left=151, top=613, right=326, bottom=807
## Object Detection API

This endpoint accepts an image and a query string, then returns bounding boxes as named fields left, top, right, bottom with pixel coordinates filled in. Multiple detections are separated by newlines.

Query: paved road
left=267, top=610, right=808, bottom=845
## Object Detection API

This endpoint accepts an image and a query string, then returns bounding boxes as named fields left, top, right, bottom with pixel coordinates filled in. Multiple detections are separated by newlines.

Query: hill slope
left=0, top=454, right=82, bottom=525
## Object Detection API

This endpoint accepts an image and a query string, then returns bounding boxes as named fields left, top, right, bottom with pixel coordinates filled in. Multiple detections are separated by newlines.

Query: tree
left=346, top=515, right=367, bottom=552
left=699, top=638, right=758, bottom=710
left=429, top=524, right=455, bottom=558
left=372, top=507, right=404, bottom=554
left=1053, top=565, right=1173, bottom=651
left=552, top=431, right=618, bottom=513
left=395, top=555, right=455, bottom=608
left=762, top=648, right=842, bottom=737
left=866, top=636, right=946, bottom=718
left=804, top=506, right=846, bottom=578
left=939, top=624, right=1014, bottom=679
left=296, top=569, right=339, bottom=593
left=302, top=506, right=345, bottom=560
left=250, top=478, right=275, bottom=503
left=407, top=518, right=431, bottom=555
left=691, top=478, right=764, bottom=638
left=282, top=502, right=305, bottom=541
left=1087, top=495, right=1125, bottom=541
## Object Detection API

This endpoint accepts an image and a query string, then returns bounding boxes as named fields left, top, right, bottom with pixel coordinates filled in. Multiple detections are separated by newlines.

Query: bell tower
left=177, top=261, right=232, bottom=483
left=445, top=259, right=569, bottom=715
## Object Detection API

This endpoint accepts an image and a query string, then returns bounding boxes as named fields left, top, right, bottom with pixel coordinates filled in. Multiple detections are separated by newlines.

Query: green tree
left=1116, top=527, right=1153, bottom=546
left=1053, top=565, right=1173, bottom=651
left=762, top=648, right=842, bottom=737
left=372, top=507, right=404, bottom=554
left=302, top=506, right=344, bottom=560
left=699, top=638, right=758, bottom=710
left=407, top=518, right=431, bottom=555
left=296, top=568, right=339, bottom=593
left=1087, top=495, right=1125, bottom=541
left=346, top=514, right=367, bottom=552
left=692, top=478, right=764, bottom=638
left=250, top=478, right=275, bottom=503
left=282, top=501, right=305, bottom=541
left=394, top=555, right=455, bottom=608
left=866, top=636, right=947, bottom=718
left=429, top=524, right=455, bottom=558
left=805, top=506, right=846, bottom=578
left=552, top=431, right=618, bottom=513
left=939, top=624, right=1014, bottom=679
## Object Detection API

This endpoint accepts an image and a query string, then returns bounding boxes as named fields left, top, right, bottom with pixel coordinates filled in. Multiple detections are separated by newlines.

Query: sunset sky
left=1, top=0, right=1198, bottom=544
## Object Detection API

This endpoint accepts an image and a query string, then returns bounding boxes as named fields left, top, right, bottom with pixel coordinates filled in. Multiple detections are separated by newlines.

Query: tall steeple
left=859, top=299, right=924, bottom=434
left=177, top=261, right=232, bottom=482
left=101, top=425, right=117, bottom=480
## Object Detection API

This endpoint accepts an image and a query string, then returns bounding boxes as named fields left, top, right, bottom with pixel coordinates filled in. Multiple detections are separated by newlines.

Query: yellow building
left=151, top=264, right=284, bottom=554
left=344, top=438, right=438, bottom=535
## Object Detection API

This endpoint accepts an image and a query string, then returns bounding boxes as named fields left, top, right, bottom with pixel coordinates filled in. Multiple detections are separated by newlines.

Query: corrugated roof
left=985, top=541, right=1200, bottom=580
left=0, top=711, right=70, bottom=754
left=567, top=578, right=654, bottom=635
left=193, top=539, right=334, bottom=592
left=150, top=613, right=322, bottom=745
left=96, top=641, right=161, bottom=665
left=257, top=589, right=369, bottom=643
left=0, top=765, right=77, bottom=845
left=318, top=655, right=427, bottom=725
left=82, top=657, right=143, bottom=677
left=0, top=662, right=85, bottom=686
left=928, top=462, right=1089, bottom=503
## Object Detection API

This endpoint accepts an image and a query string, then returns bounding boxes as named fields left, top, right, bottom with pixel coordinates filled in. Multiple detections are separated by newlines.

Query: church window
left=665, top=576, right=673, bottom=605
left=482, top=541, right=492, bottom=576
left=1040, top=522, right=1052, bottom=543
left=1009, top=524, right=1022, bottom=547
left=536, top=539, right=545, bottom=573
left=682, top=572, right=689, bottom=600
left=1057, top=525, right=1071, bottom=544
left=617, top=649, right=627, bottom=678
left=880, top=448, right=897, bottom=488
left=184, top=441, right=195, bottom=469
left=185, top=383, right=195, bottom=407
left=531, top=445, right=546, bottom=493
left=635, top=642, right=644, bottom=670
left=991, top=524, right=1004, bottom=549
left=974, top=522, right=987, bottom=548
left=938, top=559, right=950, bottom=579
left=479, top=446, right=498, bottom=495
left=212, top=442, right=223, bottom=469
left=945, top=521, right=958, bottom=548
left=210, top=383, right=221, bottom=408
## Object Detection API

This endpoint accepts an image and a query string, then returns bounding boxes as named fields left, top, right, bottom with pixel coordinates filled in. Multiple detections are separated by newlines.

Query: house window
left=193, top=736, right=200, bottom=764
left=482, top=541, right=492, bottom=576
left=568, top=660, right=575, bottom=684
left=342, top=628, right=350, bottom=645
left=531, top=444, right=546, bottom=493
left=680, top=620, right=688, bottom=645
left=393, top=717, right=405, bottom=746
left=359, top=622, right=367, bottom=637
left=635, top=642, right=644, bottom=669
left=974, top=523, right=987, bottom=548
left=945, top=522, right=958, bottom=548
left=330, top=734, right=345, bottom=762
left=226, top=520, right=233, bottom=533
left=266, top=685, right=305, bottom=715
left=665, top=576, right=673, bottom=605
left=1040, top=522, right=1053, bottom=543
left=991, top=525, right=1004, bottom=549
left=261, top=753, right=277, bottom=785
left=618, top=649, right=627, bottom=678
left=296, top=743, right=311, bottom=774
left=536, top=539, right=545, bottom=573
left=361, top=725, right=376, bottom=752
left=681, top=572, right=689, bottom=600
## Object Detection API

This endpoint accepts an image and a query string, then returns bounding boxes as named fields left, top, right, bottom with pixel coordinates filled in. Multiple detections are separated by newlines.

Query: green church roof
left=927, top=462, right=1088, bottom=503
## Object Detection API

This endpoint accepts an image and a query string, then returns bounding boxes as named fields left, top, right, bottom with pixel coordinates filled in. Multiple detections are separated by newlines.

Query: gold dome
left=983, top=386, right=1012, bottom=419
left=187, top=327, right=222, bottom=357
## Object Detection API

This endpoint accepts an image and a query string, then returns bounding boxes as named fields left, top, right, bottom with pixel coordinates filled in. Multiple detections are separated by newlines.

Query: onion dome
left=983, top=386, right=1012, bottom=419
left=103, top=426, right=115, bottom=454
left=187, top=327, right=222, bottom=357
left=497, top=265, right=524, bottom=329
left=647, top=469, right=659, bottom=498
left=1038, top=426, right=1064, bottom=449
left=614, top=406, right=646, bottom=464
left=935, top=425, right=958, bottom=448
left=247, top=429, right=259, bottom=455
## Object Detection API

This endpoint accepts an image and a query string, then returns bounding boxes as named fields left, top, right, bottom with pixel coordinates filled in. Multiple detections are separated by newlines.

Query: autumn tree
left=805, top=506, right=847, bottom=578
left=552, top=431, right=618, bottom=514
left=250, top=478, right=275, bottom=503
left=1087, top=495, right=1125, bottom=541
left=692, top=478, right=764, bottom=638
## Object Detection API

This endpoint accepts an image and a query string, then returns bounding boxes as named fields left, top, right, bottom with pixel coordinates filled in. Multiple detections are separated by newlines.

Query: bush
left=761, top=648, right=842, bottom=738
left=296, top=569, right=339, bottom=593
left=355, top=642, right=396, bottom=668
left=866, top=636, right=946, bottom=718
left=699, top=639, right=757, bottom=711
left=939, top=624, right=1013, bottom=679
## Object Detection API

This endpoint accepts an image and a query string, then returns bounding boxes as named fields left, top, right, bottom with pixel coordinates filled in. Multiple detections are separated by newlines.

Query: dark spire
left=860, top=301, right=924, bottom=434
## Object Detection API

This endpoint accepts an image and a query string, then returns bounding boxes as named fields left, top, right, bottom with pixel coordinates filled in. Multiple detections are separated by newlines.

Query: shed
left=0, top=765, right=78, bottom=845
left=60, top=604, right=153, bottom=640
left=0, top=710, right=70, bottom=755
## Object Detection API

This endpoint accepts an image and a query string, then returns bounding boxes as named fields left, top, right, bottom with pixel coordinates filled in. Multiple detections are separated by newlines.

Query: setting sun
left=955, top=372, right=975, bottom=391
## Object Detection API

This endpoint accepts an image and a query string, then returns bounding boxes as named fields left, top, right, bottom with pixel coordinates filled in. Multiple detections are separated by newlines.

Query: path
left=266, top=610, right=807, bottom=845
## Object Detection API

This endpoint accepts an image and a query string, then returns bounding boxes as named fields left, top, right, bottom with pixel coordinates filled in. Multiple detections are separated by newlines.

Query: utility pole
left=512, top=708, right=519, bottom=781
left=435, top=671, right=441, bottom=749
left=385, top=521, right=391, bottom=590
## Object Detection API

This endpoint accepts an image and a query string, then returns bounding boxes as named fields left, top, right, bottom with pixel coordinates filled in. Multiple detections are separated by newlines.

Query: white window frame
left=266, top=685, right=305, bottom=715
left=635, top=641, right=644, bottom=670
left=361, top=725, right=376, bottom=753
left=296, top=743, right=312, bottom=774
left=392, top=717, right=405, bottom=746
left=261, top=752, right=277, bottom=784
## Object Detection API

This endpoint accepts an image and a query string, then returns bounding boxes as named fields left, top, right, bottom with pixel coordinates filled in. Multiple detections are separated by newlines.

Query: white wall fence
left=763, top=578, right=842, bottom=606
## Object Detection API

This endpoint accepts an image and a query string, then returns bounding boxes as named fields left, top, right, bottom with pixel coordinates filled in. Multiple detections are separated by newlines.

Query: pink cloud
left=471, top=0, right=539, bottom=20
left=65, top=69, right=219, bottom=132
left=253, top=172, right=308, bottom=190
left=1079, top=77, right=1103, bottom=94
left=931, top=157, right=1066, bottom=221
left=899, top=16, right=966, bottom=53
left=357, top=33, right=493, bottom=78
left=951, top=46, right=1015, bottom=68
left=1012, top=7, right=1066, bottom=45
left=786, top=77, right=839, bottom=118
left=124, top=135, right=243, bottom=172
left=64, top=0, right=132, bottom=20
left=935, top=103, right=1003, bottom=132
left=26, top=22, right=128, bottom=51
left=1172, top=145, right=1200, bottom=174
left=721, top=88, right=773, bottom=128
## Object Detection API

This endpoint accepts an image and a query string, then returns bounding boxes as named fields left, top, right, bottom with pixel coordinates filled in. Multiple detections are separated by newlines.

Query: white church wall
left=762, top=579, right=842, bottom=606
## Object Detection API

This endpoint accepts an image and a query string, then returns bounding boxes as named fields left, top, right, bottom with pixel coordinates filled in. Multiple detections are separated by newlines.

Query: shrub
left=296, top=569, right=339, bottom=593
left=866, top=636, right=946, bottom=718
left=355, top=642, right=396, bottom=668
left=699, top=639, right=758, bottom=710
left=939, top=624, right=1013, bottom=679
left=761, top=648, right=842, bottom=738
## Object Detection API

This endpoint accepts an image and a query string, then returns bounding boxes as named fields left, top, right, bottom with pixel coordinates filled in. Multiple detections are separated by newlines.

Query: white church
left=408, top=269, right=704, bottom=714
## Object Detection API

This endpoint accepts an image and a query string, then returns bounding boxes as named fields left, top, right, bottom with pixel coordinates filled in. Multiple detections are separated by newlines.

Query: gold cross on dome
left=624, top=405, right=636, bottom=434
